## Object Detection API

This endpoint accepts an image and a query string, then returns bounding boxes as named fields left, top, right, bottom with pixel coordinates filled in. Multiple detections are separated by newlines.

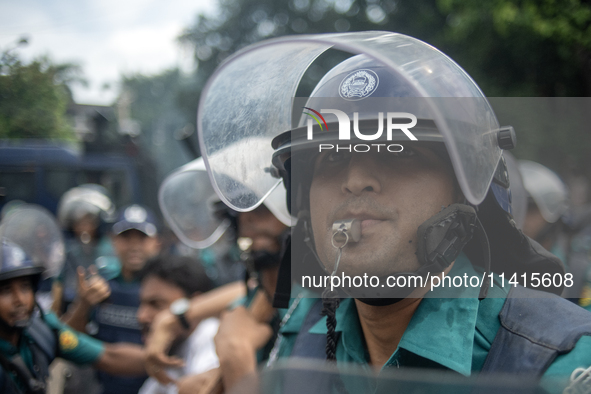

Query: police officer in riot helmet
left=519, top=160, right=570, bottom=252
left=53, top=184, right=117, bottom=315
left=196, top=31, right=591, bottom=392
left=146, top=158, right=289, bottom=392
left=0, top=206, right=147, bottom=394
left=519, top=160, right=591, bottom=307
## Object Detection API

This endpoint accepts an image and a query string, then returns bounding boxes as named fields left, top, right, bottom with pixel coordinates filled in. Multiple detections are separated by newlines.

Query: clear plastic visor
left=198, top=31, right=502, bottom=212
left=159, top=157, right=292, bottom=250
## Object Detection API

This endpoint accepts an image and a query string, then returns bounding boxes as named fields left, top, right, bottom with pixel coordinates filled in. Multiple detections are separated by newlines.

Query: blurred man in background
left=145, top=158, right=290, bottom=393
left=137, top=254, right=218, bottom=394
left=64, top=204, right=161, bottom=394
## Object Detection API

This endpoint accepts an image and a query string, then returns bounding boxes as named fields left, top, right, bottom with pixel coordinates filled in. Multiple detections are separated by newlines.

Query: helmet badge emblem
left=339, top=69, right=379, bottom=101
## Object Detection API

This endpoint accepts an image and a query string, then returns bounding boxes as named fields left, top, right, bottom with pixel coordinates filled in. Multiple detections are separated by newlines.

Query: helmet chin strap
left=357, top=203, right=489, bottom=305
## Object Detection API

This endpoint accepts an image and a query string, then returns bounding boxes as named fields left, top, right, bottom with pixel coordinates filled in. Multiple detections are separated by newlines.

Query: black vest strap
left=0, top=353, right=46, bottom=394
left=26, top=316, right=56, bottom=361
left=0, top=315, right=57, bottom=394
left=27, top=315, right=57, bottom=388
left=482, top=285, right=591, bottom=375
left=0, top=354, right=22, bottom=394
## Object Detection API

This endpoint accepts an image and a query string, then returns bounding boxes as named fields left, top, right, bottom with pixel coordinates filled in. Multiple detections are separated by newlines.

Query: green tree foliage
left=0, top=48, right=81, bottom=140
left=438, top=0, right=591, bottom=96
left=435, top=0, right=591, bottom=174
left=119, top=69, right=195, bottom=179
left=179, top=0, right=591, bottom=96
left=175, top=0, right=591, bottom=181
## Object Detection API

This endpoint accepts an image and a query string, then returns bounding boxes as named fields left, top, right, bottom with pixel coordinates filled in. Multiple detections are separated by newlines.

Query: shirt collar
left=0, top=331, right=31, bottom=357
left=305, top=255, right=482, bottom=376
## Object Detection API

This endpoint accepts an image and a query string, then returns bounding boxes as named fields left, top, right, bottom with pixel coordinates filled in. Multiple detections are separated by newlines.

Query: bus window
left=0, top=170, right=36, bottom=203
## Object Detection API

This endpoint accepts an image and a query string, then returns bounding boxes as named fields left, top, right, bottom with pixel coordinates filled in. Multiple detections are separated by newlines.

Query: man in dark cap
left=64, top=204, right=161, bottom=394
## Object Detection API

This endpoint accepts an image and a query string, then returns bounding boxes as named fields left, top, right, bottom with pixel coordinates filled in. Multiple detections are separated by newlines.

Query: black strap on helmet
left=0, top=353, right=46, bottom=394
left=416, top=204, right=478, bottom=273
left=416, top=203, right=490, bottom=300
left=357, top=203, right=485, bottom=305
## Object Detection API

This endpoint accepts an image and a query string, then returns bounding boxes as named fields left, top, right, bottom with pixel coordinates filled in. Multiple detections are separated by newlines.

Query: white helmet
left=519, top=160, right=569, bottom=224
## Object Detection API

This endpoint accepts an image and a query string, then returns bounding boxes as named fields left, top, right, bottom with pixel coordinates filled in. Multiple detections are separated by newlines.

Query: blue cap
left=111, top=205, right=159, bottom=237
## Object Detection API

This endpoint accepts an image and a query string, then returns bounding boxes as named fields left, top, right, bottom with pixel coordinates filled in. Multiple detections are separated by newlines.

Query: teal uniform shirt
left=272, top=255, right=591, bottom=393
left=0, top=311, right=104, bottom=390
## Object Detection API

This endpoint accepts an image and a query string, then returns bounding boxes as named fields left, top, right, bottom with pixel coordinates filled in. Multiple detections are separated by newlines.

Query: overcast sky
left=0, top=0, right=216, bottom=105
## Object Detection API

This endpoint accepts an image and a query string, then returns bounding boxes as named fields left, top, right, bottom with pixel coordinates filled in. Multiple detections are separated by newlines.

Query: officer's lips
left=10, top=308, right=30, bottom=322
left=335, top=211, right=387, bottom=232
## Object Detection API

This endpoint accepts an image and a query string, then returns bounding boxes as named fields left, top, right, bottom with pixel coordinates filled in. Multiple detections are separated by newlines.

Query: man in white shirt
left=137, top=255, right=219, bottom=394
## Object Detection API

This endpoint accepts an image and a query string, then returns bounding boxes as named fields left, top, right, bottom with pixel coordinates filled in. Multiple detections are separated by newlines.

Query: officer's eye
left=19, top=281, right=33, bottom=292
left=325, top=151, right=349, bottom=163
left=314, top=151, right=348, bottom=170
left=391, top=145, right=417, bottom=158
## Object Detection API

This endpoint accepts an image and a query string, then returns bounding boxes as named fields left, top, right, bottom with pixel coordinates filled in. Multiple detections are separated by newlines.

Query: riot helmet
left=519, top=160, right=569, bottom=225
left=159, top=157, right=291, bottom=280
left=57, top=184, right=116, bottom=242
left=519, top=160, right=570, bottom=248
left=197, top=31, right=563, bottom=300
left=0, top=239, right=44, bottom=287
left=0, top=204, right=65, bottom=328
left=271, top=52, right=513, bottom=303
left=159, top=157, right=291, bottom=250
left=0, top=204, right=65, bottom=281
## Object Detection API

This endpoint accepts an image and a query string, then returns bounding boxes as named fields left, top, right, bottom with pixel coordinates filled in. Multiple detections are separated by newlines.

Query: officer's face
left=112, top=229, right=161, bottom=274
left=137, top=276, right=186, bottom=341
left=73, top=213, right=99, bottom=240
left=0, top=277, right=35, bottom=330
left=309, top=146, right=458, bottom=278
left=238, top=205, right=286, bottom=254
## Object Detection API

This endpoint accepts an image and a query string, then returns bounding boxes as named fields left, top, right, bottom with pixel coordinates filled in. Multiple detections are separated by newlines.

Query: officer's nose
left=13, top=286, right=28, bottom=307
left=341, top=154, right=382, bottom=196
left=127, top=232, right=145, bottom=250
left=136, top=304, right=152, bottom=326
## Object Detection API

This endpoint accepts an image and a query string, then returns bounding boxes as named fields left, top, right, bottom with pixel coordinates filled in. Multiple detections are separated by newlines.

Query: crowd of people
left=2, top=31, right=591, bottom=394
